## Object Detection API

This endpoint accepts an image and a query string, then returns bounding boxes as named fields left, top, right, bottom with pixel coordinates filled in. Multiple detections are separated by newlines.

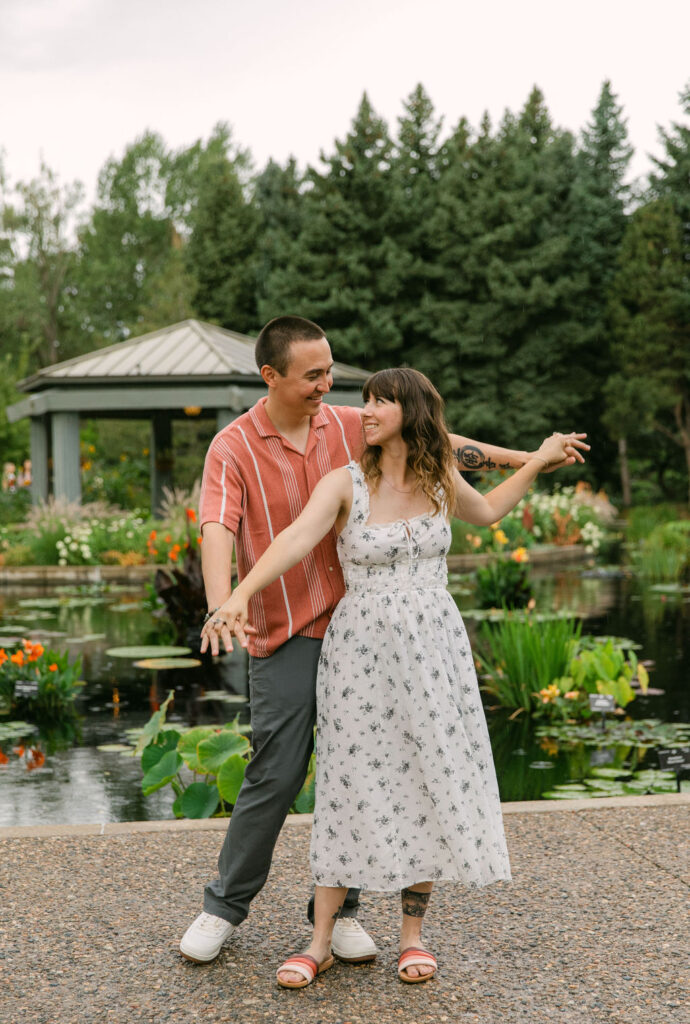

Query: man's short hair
left=255, top=316, right=326, bottom=375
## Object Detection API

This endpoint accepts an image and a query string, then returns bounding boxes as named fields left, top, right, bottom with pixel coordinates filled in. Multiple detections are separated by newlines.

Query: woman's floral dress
left=310, top=462, right=511, bottom=892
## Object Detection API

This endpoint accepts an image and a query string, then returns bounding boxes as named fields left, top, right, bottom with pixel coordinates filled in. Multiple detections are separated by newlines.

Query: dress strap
left=344, top=461, right=370, bottom=527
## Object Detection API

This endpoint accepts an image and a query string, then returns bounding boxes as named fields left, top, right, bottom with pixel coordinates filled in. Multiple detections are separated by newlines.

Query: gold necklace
left=380, top=473, right=417, bottom=494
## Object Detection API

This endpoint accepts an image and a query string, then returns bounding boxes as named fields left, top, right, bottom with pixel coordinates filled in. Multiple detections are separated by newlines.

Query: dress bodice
left=337, top=462, right=450, bottom=594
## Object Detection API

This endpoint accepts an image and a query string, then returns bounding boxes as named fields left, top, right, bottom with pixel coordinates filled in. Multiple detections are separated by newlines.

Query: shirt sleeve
left=198, top=434, right=245, bottom=535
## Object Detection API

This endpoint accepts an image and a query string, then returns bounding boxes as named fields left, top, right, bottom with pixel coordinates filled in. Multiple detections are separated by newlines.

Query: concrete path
left=0, top=796, right=687, bottom=1024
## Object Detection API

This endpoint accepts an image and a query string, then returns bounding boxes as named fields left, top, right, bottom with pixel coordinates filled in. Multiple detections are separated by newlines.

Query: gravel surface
left=0, top=805, right=687, bottom=1024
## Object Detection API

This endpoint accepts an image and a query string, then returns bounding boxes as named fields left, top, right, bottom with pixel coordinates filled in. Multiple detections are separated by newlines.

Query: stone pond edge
left=1, top=793, right=686, bottom=841
left=0, top=545, right=590, bottom=586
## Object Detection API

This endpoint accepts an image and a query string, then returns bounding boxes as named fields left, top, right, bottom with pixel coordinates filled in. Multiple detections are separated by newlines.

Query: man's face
left=269, top=337, right=334, bottom=417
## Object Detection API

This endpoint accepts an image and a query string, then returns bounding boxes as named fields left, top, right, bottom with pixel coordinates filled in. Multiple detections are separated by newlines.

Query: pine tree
left=254, top=158, right=305, bottom=323
left=650, top=81, right=690, bottom=249
left=604, top=199, right=690, bottom=502
left=389, top=84, right=445, bottom=369
left=185, top=142, right=258, bottom=334
left=569, top=81, right=632, bottom=482
left=259, top=93, right=404, bottom=366
left=427, top=89, right=583, bottom=447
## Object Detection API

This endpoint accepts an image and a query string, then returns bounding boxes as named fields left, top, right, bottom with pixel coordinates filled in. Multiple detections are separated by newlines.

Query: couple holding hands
left=179, top=315, right=588, bottom=987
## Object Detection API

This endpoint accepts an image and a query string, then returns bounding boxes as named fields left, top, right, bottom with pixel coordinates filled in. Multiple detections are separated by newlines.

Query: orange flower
left=0, top=649, right=7, bottom=666
left=168, top=548, right=179, bottom=562
left=26, top=642, right=44, bottom=662
left=164, top=534, right=172, bottom=543
left=196, top=535, right=203, bottom=546
left=510, top=547, right=529, bottom=564
left=148, top=529, right=157, bottom=540
left=26, top=748, right=45, bottom=771
left=48, top=663, right=58, bottom=672
left=10, top=650, right=25, bottom=666
left=0, top=751, right=8, bottom=765
left=186, top=508, right=197, bottom=523
left=13, top=745, right=25, bottom=757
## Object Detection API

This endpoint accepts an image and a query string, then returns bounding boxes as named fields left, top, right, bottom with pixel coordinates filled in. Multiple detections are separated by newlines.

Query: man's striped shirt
left=199, top=396, right=364, bottom=657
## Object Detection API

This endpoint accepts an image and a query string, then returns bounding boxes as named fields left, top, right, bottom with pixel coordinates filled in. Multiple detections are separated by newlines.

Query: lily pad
left=196, top=691, right=248, bottom=703
left=133, top=657, right=202, bottom=670
left=528, top=761, right=555, bottom=770
left=109, top=602, right=145, bottom=613
left=106, top=645, right=191, bottom=659
left=65, top=633, right=107, bottom=643
left=588, top=767, right=628, bottom=780
left=180, top=782, right=220, bottom=819
left=542, top=790, right=587, bottom=800
left=96, top=743, right=132, bottom=753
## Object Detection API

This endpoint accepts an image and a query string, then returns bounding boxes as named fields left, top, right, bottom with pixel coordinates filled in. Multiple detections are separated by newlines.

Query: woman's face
left=361, top=394, right=404, bottom=445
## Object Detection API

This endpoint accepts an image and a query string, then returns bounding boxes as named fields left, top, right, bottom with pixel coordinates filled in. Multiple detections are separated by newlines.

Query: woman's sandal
left=398, top=946, right=438, bottom=984
left=276, top=953, right=335, bottom=989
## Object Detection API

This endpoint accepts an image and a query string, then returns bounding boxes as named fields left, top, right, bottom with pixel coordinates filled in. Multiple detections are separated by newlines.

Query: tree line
left=1, top=81, right=688, bottom=502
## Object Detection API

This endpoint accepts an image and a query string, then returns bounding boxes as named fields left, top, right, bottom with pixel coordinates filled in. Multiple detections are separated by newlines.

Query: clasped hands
left=200, top=592, right=254, bottom=656
left=530, top=432, right=589, bottom=471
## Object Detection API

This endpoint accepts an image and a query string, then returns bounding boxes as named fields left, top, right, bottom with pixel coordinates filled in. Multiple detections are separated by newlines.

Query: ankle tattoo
left=401, top=887, right=431, bottom=918
left=331, top=904, right=344, bottom=921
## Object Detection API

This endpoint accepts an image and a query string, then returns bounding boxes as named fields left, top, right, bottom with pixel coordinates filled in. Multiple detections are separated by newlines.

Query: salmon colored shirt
left=199, top=396, right=364, bottom=657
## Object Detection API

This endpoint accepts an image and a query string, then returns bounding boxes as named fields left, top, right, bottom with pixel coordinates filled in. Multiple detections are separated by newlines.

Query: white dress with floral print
left=310, top=462, right=511, bottom=892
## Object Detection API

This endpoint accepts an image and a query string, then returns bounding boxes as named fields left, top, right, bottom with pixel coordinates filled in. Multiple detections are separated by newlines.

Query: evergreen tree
left=185, top=138, right=258, bottom=334
left=569, top=81, right=632, bottom=482
left=260, top=93, right=404, bottom=366
left=604, top=198, right=690, bottom=502
left=428, top=89, right=584, bottom=447
left=389, top=84, right=445, bottom=369
left=650, top=81, right=690, bottom=249
left=254, top=158, right=305, bottom=322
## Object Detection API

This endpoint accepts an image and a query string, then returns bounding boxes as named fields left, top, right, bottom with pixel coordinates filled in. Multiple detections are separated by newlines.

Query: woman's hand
left=529, top=432, right=589, bottom=471
left=200, top=591, right=253, bottom=655
left=531, top=432, right=586, bottom=470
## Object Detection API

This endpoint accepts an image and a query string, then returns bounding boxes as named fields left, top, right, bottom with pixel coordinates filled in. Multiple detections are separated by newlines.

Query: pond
left=0, top=567, right=687, bottom=826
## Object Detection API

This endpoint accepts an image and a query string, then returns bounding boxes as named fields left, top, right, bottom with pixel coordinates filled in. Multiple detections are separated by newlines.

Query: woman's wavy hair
left=360, top=368, right=456, bottom=517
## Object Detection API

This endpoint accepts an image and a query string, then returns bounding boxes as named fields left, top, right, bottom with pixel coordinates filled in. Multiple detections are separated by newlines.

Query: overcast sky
left=1, top=0, right=688, bottom=204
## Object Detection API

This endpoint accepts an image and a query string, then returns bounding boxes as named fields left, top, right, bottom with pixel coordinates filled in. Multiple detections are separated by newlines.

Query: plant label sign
left=657, top=747, right=690, bottom=772
left=589, top=694, right=615, bottom=713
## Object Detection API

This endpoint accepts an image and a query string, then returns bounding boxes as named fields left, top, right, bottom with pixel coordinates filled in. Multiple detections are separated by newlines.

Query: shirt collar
left=252, top=396, right=330, bottom=439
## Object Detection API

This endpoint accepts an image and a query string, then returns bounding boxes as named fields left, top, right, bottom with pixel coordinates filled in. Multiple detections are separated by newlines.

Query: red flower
left=0, top=751, right=8, bottom=765
left=186, top=508, right=197, bottom=523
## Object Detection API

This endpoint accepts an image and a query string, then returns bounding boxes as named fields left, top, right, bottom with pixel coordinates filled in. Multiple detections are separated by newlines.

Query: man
left=180, top=315, right=587, bottom=965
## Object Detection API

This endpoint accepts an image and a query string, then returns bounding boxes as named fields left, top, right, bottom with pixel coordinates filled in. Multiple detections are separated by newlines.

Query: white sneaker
left=179, top=912, right=235, bottom=963
left=331, top=917, right=378, bottom=962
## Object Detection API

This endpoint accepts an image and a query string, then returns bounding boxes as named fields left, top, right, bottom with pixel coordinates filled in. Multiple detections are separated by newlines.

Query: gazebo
left=6, top=319, right=369, bottom=513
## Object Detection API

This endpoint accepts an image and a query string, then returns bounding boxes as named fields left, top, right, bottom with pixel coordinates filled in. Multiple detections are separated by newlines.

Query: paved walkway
left=0, top=796, right=687, bottom=1024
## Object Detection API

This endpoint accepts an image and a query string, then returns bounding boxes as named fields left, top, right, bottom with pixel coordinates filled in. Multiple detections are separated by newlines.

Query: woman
left=213, top=368, right=579, bottom=988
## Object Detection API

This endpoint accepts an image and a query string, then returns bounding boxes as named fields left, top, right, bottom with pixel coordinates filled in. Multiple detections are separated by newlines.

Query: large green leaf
left=141, top=749, right=183, bottom=795
left=293, top=772, right=316, bottom=813
left=178, top=727, right=218, bottom=773
left=180, top=782, right=220, bottom=819
left=197, top=730, right=250, bottom=773
left=134, top=691, right=175, bottom=754
left=217, top=755, right=247, bottom=804
left=141, top=730, right=181, bottom=774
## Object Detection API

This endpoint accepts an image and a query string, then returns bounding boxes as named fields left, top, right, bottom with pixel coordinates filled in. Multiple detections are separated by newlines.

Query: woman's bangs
left=362, top=370, right=400, bottom=405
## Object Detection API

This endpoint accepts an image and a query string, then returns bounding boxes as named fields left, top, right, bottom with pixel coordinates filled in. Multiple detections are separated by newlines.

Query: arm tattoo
left=401, top=887, right=431, bottom=918
left=453, top=446, right=511, bottom=471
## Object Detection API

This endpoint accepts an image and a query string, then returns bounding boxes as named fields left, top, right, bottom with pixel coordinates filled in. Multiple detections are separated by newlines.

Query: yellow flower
left=494, top=529, right=508, bottom=545
left=537, top=683, right=560, bottom=704
left=511, top=546, right=529, bottom=563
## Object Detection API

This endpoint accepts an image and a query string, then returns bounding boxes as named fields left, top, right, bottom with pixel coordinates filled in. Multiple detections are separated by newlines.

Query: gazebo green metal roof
left=7, top=319, right=369, bottom=512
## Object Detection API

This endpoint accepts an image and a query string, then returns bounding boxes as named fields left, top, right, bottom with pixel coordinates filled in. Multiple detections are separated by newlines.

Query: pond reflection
left=0, top=568, right=687, bottom=825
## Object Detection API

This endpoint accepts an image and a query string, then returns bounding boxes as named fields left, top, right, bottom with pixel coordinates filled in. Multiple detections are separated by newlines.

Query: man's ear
left=260, top=364, right=280, bottom=387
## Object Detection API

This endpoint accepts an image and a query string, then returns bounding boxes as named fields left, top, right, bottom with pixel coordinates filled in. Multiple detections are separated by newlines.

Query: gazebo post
left=216, top=408, right=236, bottom=432
left=52, top=412, right=81, bottom=503
left=29, top=415, right=50, bottom=505
left=150, top=412, right=173, bottom=517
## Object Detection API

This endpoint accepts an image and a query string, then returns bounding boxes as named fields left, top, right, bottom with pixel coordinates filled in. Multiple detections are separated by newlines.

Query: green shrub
left=475, top=553, right=533, bottom=609
left=477, top=615, right=581, bottom=710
